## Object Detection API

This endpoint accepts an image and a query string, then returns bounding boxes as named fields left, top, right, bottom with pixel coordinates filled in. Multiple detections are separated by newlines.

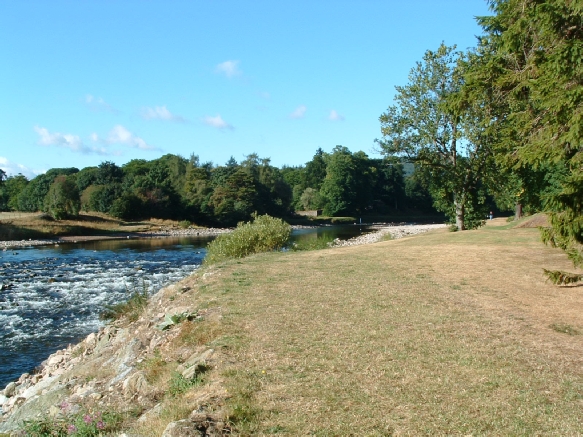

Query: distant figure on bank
left=489, top=211, right=493, bottom=220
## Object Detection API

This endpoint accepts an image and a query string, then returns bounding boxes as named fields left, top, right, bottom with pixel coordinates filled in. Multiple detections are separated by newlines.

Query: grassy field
left=187, top=218, right=583, bottom=435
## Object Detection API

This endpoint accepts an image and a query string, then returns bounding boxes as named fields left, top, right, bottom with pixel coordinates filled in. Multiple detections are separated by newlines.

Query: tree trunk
left=515, top=202, right=523, bottom=220
left=454, top=197, right=465, bottom=230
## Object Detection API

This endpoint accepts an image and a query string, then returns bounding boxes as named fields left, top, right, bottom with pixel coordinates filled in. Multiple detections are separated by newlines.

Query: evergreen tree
left=476, top=0, right=583, bottom=283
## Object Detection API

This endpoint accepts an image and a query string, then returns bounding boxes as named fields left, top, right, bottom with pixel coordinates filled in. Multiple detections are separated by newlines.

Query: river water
left=0, top=225, right=373, bottom=388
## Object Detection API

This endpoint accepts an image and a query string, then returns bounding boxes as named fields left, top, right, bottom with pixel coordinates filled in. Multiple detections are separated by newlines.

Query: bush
left=205, top=214, right=291, bottom=264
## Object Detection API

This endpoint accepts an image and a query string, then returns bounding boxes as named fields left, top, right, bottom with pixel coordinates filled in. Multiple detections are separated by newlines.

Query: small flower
left=97, top=421, right=105, bottom=430
left=83, top=414, right=92, bottom=424
left=67, top=424, right=77, bottom=434
left=60, top=401, right=70, bottom=412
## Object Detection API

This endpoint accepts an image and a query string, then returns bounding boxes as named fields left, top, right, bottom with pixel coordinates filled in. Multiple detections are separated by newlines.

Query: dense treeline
left=0, top=148, right=437, bottom=226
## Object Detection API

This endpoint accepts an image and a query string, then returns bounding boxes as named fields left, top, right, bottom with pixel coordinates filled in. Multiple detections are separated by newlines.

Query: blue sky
left=0, top=0, right=491, bottom=178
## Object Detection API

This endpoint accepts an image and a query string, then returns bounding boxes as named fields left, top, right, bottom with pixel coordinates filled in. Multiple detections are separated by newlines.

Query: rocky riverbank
left=331, top=223, right=447, bottom=247
left=0, top=271, right=229, bottom=435
left=0, top=227, right=232, bottom=250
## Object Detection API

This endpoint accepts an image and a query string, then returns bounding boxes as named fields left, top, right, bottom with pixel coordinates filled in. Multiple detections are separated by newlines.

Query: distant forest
left=0, top=146, right=441, bottom=226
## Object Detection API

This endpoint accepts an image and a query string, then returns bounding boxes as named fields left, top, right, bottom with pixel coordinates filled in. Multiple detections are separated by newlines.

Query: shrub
left=205, top=214, right=291, bottom=264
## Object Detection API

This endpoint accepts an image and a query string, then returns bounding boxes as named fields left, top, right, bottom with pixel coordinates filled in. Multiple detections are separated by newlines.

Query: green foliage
left=299, top=187, right=323, bottom=211
left=475, top=0, right=583, bottom=277
left=21, top=406, right=122, bottom=437
left=205, top=214, right=291, bottom=264
left=17, top=168, right=78, bottom=212
left=100, top=279, right=149, bottom=322
left=543, top=269, right=583, bottom=286
left=168, top=367, right=208, bottom=396
left=0, top=173, right=28, bottom=211
left=320, top=146, right=374, bottom=216
left=44, top=175, right=81, bottom=220
left=377, top=44, right=494, bottom=230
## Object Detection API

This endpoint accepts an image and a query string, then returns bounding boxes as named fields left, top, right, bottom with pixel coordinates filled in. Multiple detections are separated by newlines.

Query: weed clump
left=100, top=279, right=149, bottom=322
left=205, top=214, right=291, bottom=264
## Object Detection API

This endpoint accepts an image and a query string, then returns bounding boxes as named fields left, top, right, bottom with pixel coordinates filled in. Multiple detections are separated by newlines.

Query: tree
left=476, top=0, right=583, bottom=283
left=320, top=146, right=374, bottom=216
left=377, top=44, right=494, bottom=230
left=44, top=175, right=81, bottom=219
left=0, top=174, right=28, bottom=211
left=209, top=169, right=258, bottom=225
left=17, top=168, right=79, bottom=212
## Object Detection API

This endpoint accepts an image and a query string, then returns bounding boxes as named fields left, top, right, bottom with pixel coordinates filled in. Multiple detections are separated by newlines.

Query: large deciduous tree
left=377, top=44, right=495, bottom=230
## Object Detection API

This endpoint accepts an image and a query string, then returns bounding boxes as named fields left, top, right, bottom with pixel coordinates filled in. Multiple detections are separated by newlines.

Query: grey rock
left=161, top=419, right=203, bottom=437
left=3, top=382, right=16, bottom=398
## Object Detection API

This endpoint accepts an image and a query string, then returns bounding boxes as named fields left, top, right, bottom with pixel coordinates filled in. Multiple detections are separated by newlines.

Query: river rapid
left=0, top=237, right=213, bottom=388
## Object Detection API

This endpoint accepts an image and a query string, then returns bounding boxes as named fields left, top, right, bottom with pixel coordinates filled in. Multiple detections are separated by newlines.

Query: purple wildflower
left=67, top=424, right=77, bottom=434
left=96, top=421, right=105, bottom=430
left=83, top=414, right=92, bottom=424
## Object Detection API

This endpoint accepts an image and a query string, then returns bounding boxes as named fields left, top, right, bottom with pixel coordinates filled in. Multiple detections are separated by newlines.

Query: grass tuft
left=100, top=278, right=149, bottom=322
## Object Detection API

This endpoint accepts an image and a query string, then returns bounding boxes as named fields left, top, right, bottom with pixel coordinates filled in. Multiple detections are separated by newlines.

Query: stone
left=47, top=355, right=64, bottom=366
left=122, top=371, right=149, bottom=399
left=179, top=349, right=213, bottom=380
left=137, top=403, right=162, bottom=423
left=161, top=420, right=203, bottom=437
left=3, top=382, right=16, bottom=397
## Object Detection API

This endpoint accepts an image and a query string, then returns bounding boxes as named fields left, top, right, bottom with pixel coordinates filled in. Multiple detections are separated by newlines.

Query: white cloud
left=290, top=105, right=307, bottom=119
left=106, top=125, right=159, bottom=150
left=85, top=94, right=116, bottom=112
left=328, top=110, right=345, bottom=121
left=34, top=126, right=108, bottom=155
left=215, top=60, right=241, bottom=78
left=0, top=156, right=42, bottom=179
left=141, top=105, right=186, bottom=122
left=202, top=115, right=234, bottom=130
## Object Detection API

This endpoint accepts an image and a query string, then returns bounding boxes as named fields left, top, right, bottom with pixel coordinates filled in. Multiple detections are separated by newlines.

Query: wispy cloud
left=202, top=115, right=234, bottom=130
left=215, top=60, right=241, bottom=78
left=85, top=94, right=116, bottom=113
left=141, top=105, right=186, bottom=122
left=0, top=156, right=40, bottom=179
left=290, top=105, right=307, bottom=119
left=34, top=126, right=109, bottom=155
left=105, top=125, right=159, bottom=150
left=328, top=110, right=345, bottom=121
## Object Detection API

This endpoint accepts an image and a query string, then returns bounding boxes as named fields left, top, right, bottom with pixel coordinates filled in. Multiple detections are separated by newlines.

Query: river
left=0, top=225, right=374, bottom=388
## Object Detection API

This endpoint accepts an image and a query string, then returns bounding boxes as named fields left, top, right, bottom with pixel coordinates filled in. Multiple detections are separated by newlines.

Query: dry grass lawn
left=193, top=218, right=583, bottom=435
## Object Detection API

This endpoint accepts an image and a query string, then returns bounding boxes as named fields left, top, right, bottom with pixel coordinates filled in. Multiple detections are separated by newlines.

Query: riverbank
left=2, top=219, right=582, bottom=434
left=0, top=227, right=232, bottom=249
left=0, top=223, right=445, bottom=250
